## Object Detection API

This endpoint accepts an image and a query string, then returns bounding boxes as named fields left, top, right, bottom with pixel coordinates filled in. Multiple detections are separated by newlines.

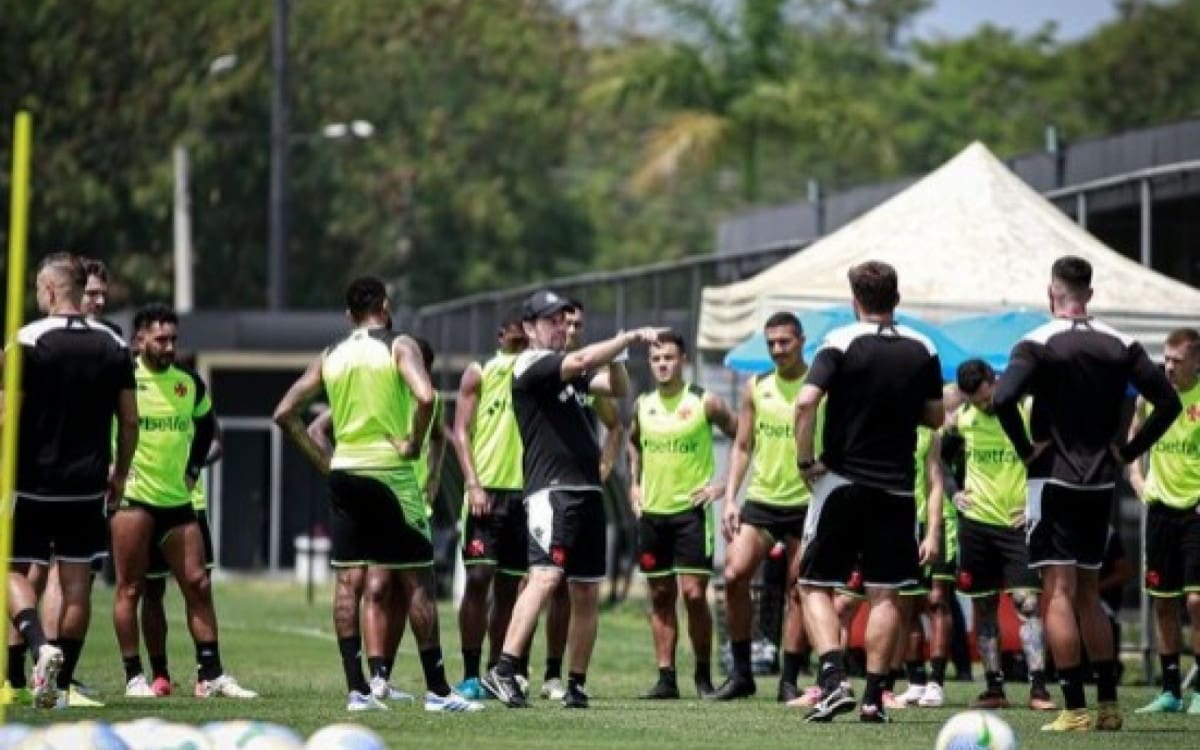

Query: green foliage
left=4, top=0, right=1200, bottom=312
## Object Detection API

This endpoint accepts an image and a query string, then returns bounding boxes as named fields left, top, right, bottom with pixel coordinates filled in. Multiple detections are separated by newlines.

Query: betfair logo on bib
left=140, top=416, right=190, bottom=432
left=642, top=437, right=699, bottom=454
left=756, top=422, right=793, bottom=439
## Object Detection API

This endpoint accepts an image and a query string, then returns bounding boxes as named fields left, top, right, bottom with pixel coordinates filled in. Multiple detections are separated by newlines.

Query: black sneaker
left=563, top=683, right=589, bottom=709
left=695, top=676, right=715, bottom=699
left=705, top=674, right=756, bottom=701
left=971, top=688, right=1010, bottom=709
left=481, top=667, right=529, bottom=708
left=639, top=679, right=680, bottom=700
left=859, top=703, right=890, bottom=723
left=804, top=684, right=857, bottom=723
left=777, top=681, right=799, bottom=703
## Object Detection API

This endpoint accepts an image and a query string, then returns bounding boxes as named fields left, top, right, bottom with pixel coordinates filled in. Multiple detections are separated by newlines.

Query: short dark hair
left=956, top=358, right=995, bottom=395
left=763, top=311, right=803, bottom=337
left=413, top=336, right=435, bottom=371
left=1051, top=255, right=1092, bottom=295
left=566, top=297, right=584, bottom=314
left=848, top=261, right=899, bottom=314
left=1165, top=327, right=1200, bottom=354
left=82, top=258, right=109, bottom=282
left=133, top=302, right=178, bottom=332
left=498, top=306, right=524, bottom=331
left=651, top=329, right=687, bottom=355
left=345, top=277, right=388, bottom=321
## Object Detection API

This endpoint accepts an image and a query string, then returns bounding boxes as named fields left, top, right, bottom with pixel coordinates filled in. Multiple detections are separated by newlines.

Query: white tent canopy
left=698, top=142, right=1200, bottom=355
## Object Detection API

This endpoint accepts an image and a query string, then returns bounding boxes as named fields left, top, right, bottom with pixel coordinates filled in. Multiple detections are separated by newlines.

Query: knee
left=681, top=583, right=709, bottom=609
left=181, top=570, right=212, bottom=601
left=464, top=566, right=493, bottom=594
left=363, top=579, right=390, bottom=606
left=649, top=585, right=675, bottom=611
left=116, top=580, right=145, bottom=602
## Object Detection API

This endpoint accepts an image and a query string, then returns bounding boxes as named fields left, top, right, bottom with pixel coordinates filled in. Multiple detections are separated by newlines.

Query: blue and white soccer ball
left=204, top=720, right=304, bottom=750
left=16, top=721, right=129, bottom=750
left=304, top=724, right=386, bottom=750
left=935, top=710, right=1017, bottom=750
left=0, top=724, right=32, bottom=749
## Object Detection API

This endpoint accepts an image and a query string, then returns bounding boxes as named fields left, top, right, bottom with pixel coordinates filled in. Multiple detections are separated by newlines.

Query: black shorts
left=329, top=468, right=432, bottom=569
left=933, top=515, right=959, bottom=582
left=799, top=475, right=919, bottom=589
left=462, top=489, right=528, bottom=576
left=740, top=500, right=807, bottom=544
left=526, top=488, right=606, bottom=582
left=900, top=524, right=934, bottom=597
left=1144, top=502, right=1200, bottom=597
left=1027, top=481, right=1112, bottom=569
left=11, top=493, right=109, bottom=566
left=956, top=515, right=1039, bottom=596
left=638, top=507, right=713, bottom=577
left=147, top=508, right=214, bottom=579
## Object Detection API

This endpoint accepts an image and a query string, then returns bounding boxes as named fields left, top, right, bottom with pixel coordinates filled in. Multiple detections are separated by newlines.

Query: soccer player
left=112, top=304, right=255, bottom=699
left=887, top=425, right=946, bottom=709
left=1128, top=328, right=1200, bottom=715
left=451, top=311, right=529, bottom=700
left=714, top=312, right=816, bottom=702
left=949, top=359, right=1054, bottom=711
left=275, top=277, right=479, bottom=712
left=629, top=330, right=736, bottom=699
left=482, top=289, right=660, bottom=708
left=795, top=261, right=944, bottom=723
left=534, top=298, right=624, bottom=701
left=2, top=253, right=137, bottom=709
left=138, top=399, right=223, bottom=697
left=994, top=255, right=1180, bottom=732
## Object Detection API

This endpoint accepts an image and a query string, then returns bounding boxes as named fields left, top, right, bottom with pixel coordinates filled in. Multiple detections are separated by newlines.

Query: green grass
left=7, top=580, right=1193, bottom=749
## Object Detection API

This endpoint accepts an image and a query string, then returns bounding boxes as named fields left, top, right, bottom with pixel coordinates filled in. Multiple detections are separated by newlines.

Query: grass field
left=7, top=579, right=1193, bottom=749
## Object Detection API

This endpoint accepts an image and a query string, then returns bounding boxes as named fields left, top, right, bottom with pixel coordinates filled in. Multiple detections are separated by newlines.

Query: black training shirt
left=511, top=349, right=600, bottom=494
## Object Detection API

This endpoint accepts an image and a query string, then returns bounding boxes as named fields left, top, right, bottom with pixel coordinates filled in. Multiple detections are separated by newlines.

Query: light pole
left=268, top=0, right=290, bottom=311
left=173, top=53, right=239, bottom=314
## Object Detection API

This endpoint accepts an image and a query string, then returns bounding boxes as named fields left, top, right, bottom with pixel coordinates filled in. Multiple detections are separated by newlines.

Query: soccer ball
left=0, top=724, right=33, bottom=749
left=935, top=710, right=1017, bottom=750
left=204, top=721, right=304, bottom=750
left=304, top=724, right=386, bottom=750
left=17, top=721, right=129, bottom=750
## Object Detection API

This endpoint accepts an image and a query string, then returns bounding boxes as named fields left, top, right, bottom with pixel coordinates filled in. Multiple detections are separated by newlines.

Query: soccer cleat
left=694, top=676, right=715, bottom=699
left=515, top=674, right=530, bottom=695
left=786, top=685, right=824, bottom=708
left=803, top=683, right=857, bottom=723
left=1135, top=692, right=1183, bottom=714
left=1028, top=685, right=1056, bottom=711
left=453, top=676, right=489, bottom=701
left=896, top=683, right=926, bottom=705
left=562, top=682, right=589, bottom=709
left=859, top=703, right=891, bottom=723
left=971, top=687, right=1010, bottom=709
left=31, top=644, right=63, bottom=709
left=70, top=679, right=100, bottom=698
left=1040, top=708, right=1090, bottom=732
left=776, top=681, right=799, bottom=703
left=370, top=675, right=415, bottom=702
left=347, top=690, right=389, bottom=712
left=61, top=685, right=105, bottom=708
left=125, top=674, right=156, bottom=698
left=482, top=667, right=529, bottom=708
left=1189, top=693, right=1200, bottom=715
left=1094, top=701, right=1123, bottom=731
left=151, top=675, right=172, bottom=697
left=639, top=678, right=680, bottom=700
left=917, top=682, right=945, bottom=707
left=425, top=690, right=484, bottom=712
left=540, top=677, right=566, bottom=700
left=195, top=673, right=258, bottom=698
left=706, top=674, right=756, bottom=701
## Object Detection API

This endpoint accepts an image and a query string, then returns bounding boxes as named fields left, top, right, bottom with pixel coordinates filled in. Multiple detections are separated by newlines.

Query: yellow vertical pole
left=0, top=111, right=34, bottom=724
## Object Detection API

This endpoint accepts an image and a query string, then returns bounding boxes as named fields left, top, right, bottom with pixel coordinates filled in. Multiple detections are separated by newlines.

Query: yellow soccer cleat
left=1040, top=708, right=1090, bottom=732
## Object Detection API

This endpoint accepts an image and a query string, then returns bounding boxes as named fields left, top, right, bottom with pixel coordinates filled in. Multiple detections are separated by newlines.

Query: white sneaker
left=125, top=673, right=156, bottom=698
left=897, top=683, right=926, bottom=705
left=917, top=682, right=944, bottom=707
left=195, top=673, right=258, bottom=698
left=540, top=677, right=566, bottom=700
left=424, top=691, right=484, bottom=712
left=31, top=645, right=63, bottom=709
left=347, top=690, right=389, bottom=711
left=369, top=675, right=415, bottom=702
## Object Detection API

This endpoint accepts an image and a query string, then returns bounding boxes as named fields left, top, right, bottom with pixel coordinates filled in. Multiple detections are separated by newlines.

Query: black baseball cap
left=522, top=289, right=571, bottom=320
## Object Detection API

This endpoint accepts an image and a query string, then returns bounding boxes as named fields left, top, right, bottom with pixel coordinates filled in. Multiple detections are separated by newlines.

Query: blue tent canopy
left=723, top=305, right=971, bottom=382
left=940, top=310, right=1050, bottom=372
